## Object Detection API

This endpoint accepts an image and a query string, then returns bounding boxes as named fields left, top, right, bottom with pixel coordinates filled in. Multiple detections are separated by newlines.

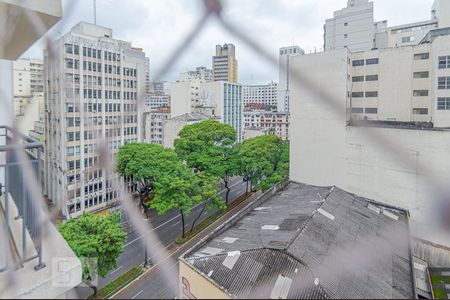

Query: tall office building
left=212, top=43, right=238, bottom=83
left=183, top=66, right=213, bottom=82
left=198, top=81, right=243, bottom=142
left=243, top=82, right=278, bottom=107
left=290, top=0, right=450, bottom=246
left=44, top=22, right=146, bottom=218
left=277, top=46, right=305, bottom=112
left=13, top=58, right=44, bottom=116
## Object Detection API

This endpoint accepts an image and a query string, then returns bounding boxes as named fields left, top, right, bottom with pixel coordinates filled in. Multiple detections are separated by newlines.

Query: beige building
left=243, top=109, right=289, bottom=141
left=13, top=58, right=43, bottom=116
left=163, top=112, right=213, bottom=148
left=243, top=81, right=278, bottom=107
left=212, top=43, right=238, bottom=83
left=44, top=22, right=147, bottom=218
left=143, top=107, right=171, bottom=145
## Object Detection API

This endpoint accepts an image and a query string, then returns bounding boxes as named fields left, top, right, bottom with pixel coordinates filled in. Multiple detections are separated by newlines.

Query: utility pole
left=93, top=0, right=97, bottom=25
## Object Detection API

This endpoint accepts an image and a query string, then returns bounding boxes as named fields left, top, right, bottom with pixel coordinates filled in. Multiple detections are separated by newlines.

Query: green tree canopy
left=237, top=135, right=289, bottom=192
left=174, top=120, right=239, bottom=205
left=59, top=213, right=127, bottom=294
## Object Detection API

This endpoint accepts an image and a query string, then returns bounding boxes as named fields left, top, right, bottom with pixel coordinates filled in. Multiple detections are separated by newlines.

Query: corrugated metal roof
left=185, top=182, right=414, bottom=299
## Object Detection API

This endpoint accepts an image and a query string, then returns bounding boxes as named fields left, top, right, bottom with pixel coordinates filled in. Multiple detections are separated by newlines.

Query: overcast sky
left=24, top=0, right=434, bottom=84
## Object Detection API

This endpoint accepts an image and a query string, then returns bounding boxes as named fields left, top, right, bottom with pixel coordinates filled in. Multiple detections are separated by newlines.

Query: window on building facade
left=352, top=76, right=364, bottom=82
left=366, top=58, right=379, bottom=65
left=438, top=56, right=450, bottom=69
left=365, top=108, right=378, bottom=114
left=413, top=108, right=429, bottom=115
left=437, top=97, right=450, bottom=110
left=365, top=91, right=378, bottom=97
left=414, top=71, right=429, bottom=78
left=413, top=90, right=429, bottom=96
left=438, top=77, right=450, bottom=89
left=351, top=92, right=364, bottom=98
left=351, top=107, right=364, bottom=113
left=352, top=60, right=364, bottom=67
left=414, top=53, right=429, bottom=60
left=365, top=75, right=378, bottom=81
left=402, top=36, right=415, bottom=43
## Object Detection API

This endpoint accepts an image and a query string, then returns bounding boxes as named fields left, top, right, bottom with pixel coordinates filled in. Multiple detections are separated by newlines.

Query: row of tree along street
left=117, top=120, right=289, bottom=238
left=58, top=120, right=289, bottom=296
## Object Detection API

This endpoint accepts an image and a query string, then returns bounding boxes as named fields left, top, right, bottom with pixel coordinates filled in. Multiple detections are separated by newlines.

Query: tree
left=116, top=142, right=181, bottom=216
left=189, top=173, right=224, bottom=233
left=237, top=135, right=287, bottom=193
left=149, top=162, right=205, bottom=238
left=59, top=213, right=127, bottom=296
left=174, top=120, right=238, bottom=205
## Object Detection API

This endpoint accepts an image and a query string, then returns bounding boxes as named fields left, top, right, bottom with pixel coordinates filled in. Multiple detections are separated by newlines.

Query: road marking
left=171, top=221, right=180, bottom=227
left=122, top=180, right=245, bottom=249
left=110, top=265, right=124, bottom=274
left=124, top=236, right=142, bottom=248
left=131, top=289, right=144, bottom=299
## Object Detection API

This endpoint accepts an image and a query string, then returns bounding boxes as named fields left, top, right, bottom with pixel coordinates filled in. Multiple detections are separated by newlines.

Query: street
left=70, top=176, right=247, bottom=298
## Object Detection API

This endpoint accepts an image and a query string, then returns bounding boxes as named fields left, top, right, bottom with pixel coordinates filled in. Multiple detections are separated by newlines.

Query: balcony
left=0, top=126, right=82, bottom=298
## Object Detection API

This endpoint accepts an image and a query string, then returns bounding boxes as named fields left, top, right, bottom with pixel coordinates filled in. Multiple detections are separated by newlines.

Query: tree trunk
left=224, top=177, right=231, bottom=206
left=85, top=279, right=97, bottom=297
left=246, top=179, right=249, bottom=194
left=190, top=202, right=206, bottom=233
left=180, top=209, right=186, bottom=238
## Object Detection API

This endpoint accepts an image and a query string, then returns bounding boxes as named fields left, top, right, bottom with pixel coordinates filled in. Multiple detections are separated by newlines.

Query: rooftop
left=348, top=119, right=450, bottom=131
left=170, top=112, right=212, bottom=122
left=182, top=182, right=415, bottom=299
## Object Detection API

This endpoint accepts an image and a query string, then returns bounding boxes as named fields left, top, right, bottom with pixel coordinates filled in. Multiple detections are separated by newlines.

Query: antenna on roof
left=93, top=0, right=97, bottom=25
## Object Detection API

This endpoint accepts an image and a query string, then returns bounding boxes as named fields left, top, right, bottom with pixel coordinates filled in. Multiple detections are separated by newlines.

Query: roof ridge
left=284, top=186, right=335, bottom=250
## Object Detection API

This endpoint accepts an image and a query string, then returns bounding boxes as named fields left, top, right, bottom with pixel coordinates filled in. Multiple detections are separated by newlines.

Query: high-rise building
left=13, top=58, right=44, bottom=116
left=290, top=0, right=450, bottom=247
left=183, top=66, right=213, bottom=82
left=243, top=82, right=278, bottom=108
left=277, top=46, right=305, bottom=112
left=143, top=107, right=171, bottom=145
left=325, top=0, right=450, bottom=52
left=198, top=81, right=243, bottom=142
left=212, top=43, right=238, bottom=83
left=44, top=22, right=146, bottom=218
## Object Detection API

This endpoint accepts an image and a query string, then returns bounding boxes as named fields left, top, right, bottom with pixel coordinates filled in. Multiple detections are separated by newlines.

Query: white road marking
left=171, top=221, right=181, bottom=227
left=131, top=289, right=144, bottom=299
left=122, top=179, right=245, bottom=249
left=110, top=265, right=124, bottom=274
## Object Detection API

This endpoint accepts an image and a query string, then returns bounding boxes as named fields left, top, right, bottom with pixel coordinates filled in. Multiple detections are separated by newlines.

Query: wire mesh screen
left=0, top=0, right=449, bottom=299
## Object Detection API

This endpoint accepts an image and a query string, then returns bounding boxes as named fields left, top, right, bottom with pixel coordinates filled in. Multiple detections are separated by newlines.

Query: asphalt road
left=71, top=176, right=247, bottom=299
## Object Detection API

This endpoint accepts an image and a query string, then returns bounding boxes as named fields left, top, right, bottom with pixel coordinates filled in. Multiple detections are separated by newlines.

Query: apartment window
left=402, top=36, right=415, bottom=43
left=344, top=22, right=348, bottom=26
left=351, top=76, right=364, bottom=82
left=74, top=45, right=79, bottom=55
left=353, top=60, right=364, bottom=67
left=438, top=56, right=450, bottom=69
left=414, top=71, right=429, bottom=78
left=413, top=90, right=429, bottom=97
left=365, top=75, right=378, bottom=81
left=438, top=77, right=450, bottom=89
left=351, top=92, right=364, bottom=98
left=65, top=44, right=73, bottom=54
left=437, top=97, right=450, bottom=110
left=365, top=108, right=378, bottom=114
left=413, top=108, right=429, bottom=115
left=65, top=59, right=74, bottom=69
left=351, top=108, right=364, bottom=113
left=366, top=58, right=379, bottom=65
left=344, top=34, right=348, bottom=38
left=414, top=53, right=429, bottom=60
left=365, top=91, right=378, bottom=97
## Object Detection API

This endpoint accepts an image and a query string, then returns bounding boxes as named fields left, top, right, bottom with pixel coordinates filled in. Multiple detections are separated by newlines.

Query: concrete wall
left=179, top=260, right=231, bottom=299
left=413, top=238, right=450, bottom=267
left=290, top=48, right=450, bottom=247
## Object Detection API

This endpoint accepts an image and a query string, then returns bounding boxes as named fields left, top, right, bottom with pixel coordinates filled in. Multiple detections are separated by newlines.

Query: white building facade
left=243, top=110, right=289, bottom=141
left=143, top=107, right=170, bottom=145
left=277, top=46, right=304, bottom=112
left=243, top=82, right=278, bottom=107
left=44, top=22, right=146, bottom=218
left=199, top=81, right=243, bottom=142
left=13, top=58, right=44, bottom=116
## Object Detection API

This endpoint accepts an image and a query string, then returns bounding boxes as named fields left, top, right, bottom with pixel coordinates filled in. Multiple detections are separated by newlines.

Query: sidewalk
left=111, top=190, right=261, bottom=299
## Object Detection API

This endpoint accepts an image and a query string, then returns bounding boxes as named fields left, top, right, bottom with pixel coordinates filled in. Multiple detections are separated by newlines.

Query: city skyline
left=23, top=0, right=434, bottom=84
